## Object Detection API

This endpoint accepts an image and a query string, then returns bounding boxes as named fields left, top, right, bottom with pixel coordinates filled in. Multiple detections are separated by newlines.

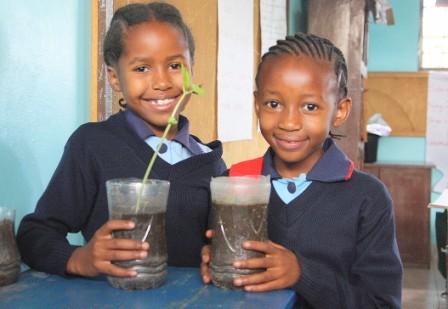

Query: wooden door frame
left=90, top=0, right=114, bottom=122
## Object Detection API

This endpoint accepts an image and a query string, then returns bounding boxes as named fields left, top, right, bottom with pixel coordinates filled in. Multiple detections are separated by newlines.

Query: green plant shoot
left=136, top=64, right=205, bottom=213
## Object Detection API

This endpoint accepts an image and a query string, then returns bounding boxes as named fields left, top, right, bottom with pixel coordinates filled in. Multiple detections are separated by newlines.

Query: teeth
left=152, top=98, right=174, bottom=105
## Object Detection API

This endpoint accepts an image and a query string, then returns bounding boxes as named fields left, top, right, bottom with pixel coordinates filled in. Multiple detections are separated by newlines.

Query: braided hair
left=103, top=2, right=195, bottom=67
left=256, top=32, right=348, bottom=99
left=256, top=33, right=348, bottom=139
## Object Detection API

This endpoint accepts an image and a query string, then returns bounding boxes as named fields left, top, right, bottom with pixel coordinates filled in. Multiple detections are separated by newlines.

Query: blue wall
left=288, top=0, right=307, bottom=34
left=0, top=1, right=91, bottom=242
left=368, top=0, right=421, bottom=71
left=369, top=0, right=444, bottom=243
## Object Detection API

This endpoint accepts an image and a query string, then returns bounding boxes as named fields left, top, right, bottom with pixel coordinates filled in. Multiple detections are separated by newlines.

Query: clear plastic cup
left=209, top=175, right=271, bottom=289
left=0, top=207, right=20, bottom=287
left=106, top=178, right=170, bottom=290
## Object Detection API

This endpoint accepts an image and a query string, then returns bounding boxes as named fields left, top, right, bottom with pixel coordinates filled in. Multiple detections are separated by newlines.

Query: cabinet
left=363, top=163, right=432, bottom=268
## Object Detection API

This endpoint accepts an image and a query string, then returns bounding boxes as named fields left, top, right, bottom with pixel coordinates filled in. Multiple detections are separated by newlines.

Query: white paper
left=428, top=189, right=448, bottom=209
left=426, top=71, right=448, bottom=192
left=260, top=0, right=287, bottom=56
left=217, top=0, right=254, bottom=142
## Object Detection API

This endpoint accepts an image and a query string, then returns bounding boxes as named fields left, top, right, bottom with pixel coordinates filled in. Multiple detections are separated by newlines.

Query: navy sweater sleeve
left=291, top=180, right=402, bottom=309
left=17, top=128, right=98, bottom=276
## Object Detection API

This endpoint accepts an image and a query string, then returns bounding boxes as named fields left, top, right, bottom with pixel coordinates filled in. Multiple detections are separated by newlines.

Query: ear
left=253, top=90, right=261, bottom=117
left=332, top=97, right=352, bottom=128
left=107, top=66, right=122, bottom=92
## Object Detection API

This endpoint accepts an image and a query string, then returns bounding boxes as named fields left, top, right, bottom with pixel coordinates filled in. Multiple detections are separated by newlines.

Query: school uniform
left=229, top=139, right=403, bottom=309
left=17, top=109, right=226, bottom=275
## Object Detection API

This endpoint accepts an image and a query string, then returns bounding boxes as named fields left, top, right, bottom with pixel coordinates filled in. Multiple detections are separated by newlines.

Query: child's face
left=254, top=54, right=351, bottom=177
left=108, top=21, right=192, bottom=137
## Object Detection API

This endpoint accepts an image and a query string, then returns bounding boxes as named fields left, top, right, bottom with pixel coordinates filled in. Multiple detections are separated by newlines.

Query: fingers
left=200, top=260, right=211, bottom=284
left=96, top=220, right=136, bottom=238
left=242, top=240, right=277, bottom=254
left=231, top=241, right=301, bottom=292
left=200, top=245, right=211, bottom=283
left=98, top=247, right=148, bottom=262
left=205, top=229, right=215, bottom=239
left=201, top=245, right=210, bottom=263
left=234, top=256, right=274, bottom=269
left=233, top=271, right=278, bottom=289
left=242, top=279, right=286, bottom=292
left=102, top=238, right=149, bottom=251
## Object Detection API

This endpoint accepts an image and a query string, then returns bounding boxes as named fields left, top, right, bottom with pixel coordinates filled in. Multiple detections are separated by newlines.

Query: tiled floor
left=402, top=247, right=447, bottom=309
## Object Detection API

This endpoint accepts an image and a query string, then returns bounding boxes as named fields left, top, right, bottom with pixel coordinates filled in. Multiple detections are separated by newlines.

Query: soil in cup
left=0, top=219, right=20, bottom=287
left=107, top=211, right=167, bottom=290
left=210, top=203, right=268, bottom=289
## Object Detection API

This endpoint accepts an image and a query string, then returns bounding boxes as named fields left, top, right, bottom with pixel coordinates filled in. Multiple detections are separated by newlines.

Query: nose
left=152, top=68, right=172, bottom=91
left=278, top=106, right=302, bottom=131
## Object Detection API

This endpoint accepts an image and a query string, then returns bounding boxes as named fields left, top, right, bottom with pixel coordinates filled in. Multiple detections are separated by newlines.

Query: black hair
left=103, top=2, right=195, bottom=67
left=255, top=32, right=348, bottom=99
left=256, top=33, right=348, bottom=139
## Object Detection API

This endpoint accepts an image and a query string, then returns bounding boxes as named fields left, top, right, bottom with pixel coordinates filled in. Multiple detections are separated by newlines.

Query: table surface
left=0, top=267, right=296, bottom=308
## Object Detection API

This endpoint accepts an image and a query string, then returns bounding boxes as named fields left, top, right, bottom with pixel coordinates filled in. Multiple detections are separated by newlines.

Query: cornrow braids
left=103, top=2, right=195, bottom=67
left=256, top=32, right=348, bottom=98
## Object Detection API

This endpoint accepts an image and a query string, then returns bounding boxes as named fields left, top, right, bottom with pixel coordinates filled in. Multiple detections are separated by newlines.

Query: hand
left=233, top=240, right=301, bottom=292
left=66, top=220, right=149, bottom=277
left=200, top=229, right=214, bottom=283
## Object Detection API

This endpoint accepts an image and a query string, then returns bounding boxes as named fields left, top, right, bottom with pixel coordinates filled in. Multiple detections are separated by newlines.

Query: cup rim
left=0, top=207, right=15, bottom=220
left=211, top=175, right=270, bottom=184
left=106, top=178, right=170, bottom=187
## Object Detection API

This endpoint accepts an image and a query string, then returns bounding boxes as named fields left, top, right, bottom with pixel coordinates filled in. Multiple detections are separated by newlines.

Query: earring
left=118, top=98, right=127, bottom=111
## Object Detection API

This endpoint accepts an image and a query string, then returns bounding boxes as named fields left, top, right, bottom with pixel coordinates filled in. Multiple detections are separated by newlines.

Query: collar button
left=287, top=181, right=296, bottom=194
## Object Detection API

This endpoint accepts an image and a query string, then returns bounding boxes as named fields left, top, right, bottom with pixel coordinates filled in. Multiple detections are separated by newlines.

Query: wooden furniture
left=363, top=162, right=432, bottom=268
left=0, top=267, right=296, bottom=308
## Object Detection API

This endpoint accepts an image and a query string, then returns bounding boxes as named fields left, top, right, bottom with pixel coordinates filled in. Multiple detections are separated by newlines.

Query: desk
left=0, top=267, right=296, bottom=308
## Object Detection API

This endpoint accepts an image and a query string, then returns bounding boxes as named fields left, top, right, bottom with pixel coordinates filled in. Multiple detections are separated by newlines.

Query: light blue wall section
left=377, top=136, right=426, bottom=162
left=288, top=0, right=307, bottom=34
left=0, top=1, right=90, bottom=243
left=368, top=0, right=421, bottom=71
left=369, top=0, right=444, bottom=245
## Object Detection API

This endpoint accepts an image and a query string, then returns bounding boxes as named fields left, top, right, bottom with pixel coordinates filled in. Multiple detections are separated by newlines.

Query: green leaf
left=192, top=84, right=205, bottom=96
left=168, top=116, right=178, bottom=126
left=181, top=64, right=191, bottom=92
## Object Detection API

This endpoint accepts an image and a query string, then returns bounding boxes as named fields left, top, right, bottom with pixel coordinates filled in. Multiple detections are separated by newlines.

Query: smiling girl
left=18, top=2, right=226, bottom=279
left=201, top=33, right=402, bottom=308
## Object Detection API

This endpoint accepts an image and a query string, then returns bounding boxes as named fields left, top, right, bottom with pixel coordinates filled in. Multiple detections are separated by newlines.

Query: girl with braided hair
left=201, top=33, right=402, bottom=308
left=18, top=2, right=226, bottom=279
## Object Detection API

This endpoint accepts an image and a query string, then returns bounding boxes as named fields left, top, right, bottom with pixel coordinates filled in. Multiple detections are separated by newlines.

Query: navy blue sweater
left=232, top=140, right=402, bottom=309
left=17, top=112, right=226, bottom=275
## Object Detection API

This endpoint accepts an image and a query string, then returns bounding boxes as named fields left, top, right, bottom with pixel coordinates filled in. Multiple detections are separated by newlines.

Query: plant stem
left=135, top=91, right=191, bottom=213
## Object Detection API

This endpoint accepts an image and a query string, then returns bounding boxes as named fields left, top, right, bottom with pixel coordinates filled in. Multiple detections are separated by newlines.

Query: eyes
left=169, top=63, right=181, bottom=70
left=133, top=62, right=182, bottom=73
left=304, top=103, right=319, bottom=112
left=135, top=66, right=149, bottom=73
left=264, top=100, right=319, bottom=113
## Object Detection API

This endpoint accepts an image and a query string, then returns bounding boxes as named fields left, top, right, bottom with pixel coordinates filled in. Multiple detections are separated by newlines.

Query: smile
left=275, top=136, right=307, bottom=151
left=142, top=95, right=181, bottom=111
left=147, top=97, right=177, bottom=105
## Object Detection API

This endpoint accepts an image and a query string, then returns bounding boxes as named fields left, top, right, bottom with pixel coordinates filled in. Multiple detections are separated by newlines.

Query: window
left=421, top=0, right=448, bottom=69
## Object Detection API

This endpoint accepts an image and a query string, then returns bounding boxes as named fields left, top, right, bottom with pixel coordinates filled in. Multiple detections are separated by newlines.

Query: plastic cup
left=0, top=207, right=20, bottom=287
left=209, top=175, right=271, bottom=289
left=106, top=178, right=170, bottom=290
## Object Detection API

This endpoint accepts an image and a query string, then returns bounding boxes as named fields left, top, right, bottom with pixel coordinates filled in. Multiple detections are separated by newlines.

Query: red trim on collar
left=229, top=157, right=264, bottom=176
left=345, top=160, right=355, bottom=181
